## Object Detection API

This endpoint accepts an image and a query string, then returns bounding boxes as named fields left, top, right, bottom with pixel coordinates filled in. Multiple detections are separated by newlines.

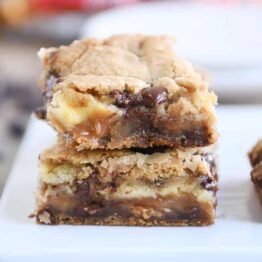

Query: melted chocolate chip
left=120, top=107, right=153, bottom=136
left=75, top=178, right=91, bottom=205
left=109, top=104, right=210, bottom=149
left=75, top=172, right=100, bottom=205
left=141, top=86, right=167, bottom=107
left=111, top=86, right=167, bottom=109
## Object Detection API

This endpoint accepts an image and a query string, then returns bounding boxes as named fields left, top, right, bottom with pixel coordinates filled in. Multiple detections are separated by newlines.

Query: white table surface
left=1, top=106, right=262, bottom=261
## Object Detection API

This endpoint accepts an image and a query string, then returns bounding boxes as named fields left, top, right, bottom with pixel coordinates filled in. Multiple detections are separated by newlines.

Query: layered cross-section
left=35, top=143, right=217, bottom=226
left=38, top=35, right=217, bottom=150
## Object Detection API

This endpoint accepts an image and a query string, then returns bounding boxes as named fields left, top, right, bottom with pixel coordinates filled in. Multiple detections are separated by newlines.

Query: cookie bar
left=38, top=34, right=217, bottom=150
left=249, top=140, right=262, bottom=203
left=35, top=142, right=217, bottom=226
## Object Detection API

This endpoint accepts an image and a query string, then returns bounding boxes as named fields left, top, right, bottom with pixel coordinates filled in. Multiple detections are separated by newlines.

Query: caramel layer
left=36, top=193, right=215, bottom=226
left=46, top=86, right=216, bottom=149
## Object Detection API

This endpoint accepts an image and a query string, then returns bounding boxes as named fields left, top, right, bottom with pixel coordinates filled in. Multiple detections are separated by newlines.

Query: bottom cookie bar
left=35, top=143, right=217, bottom=226
left=249, top=140, right=262, bottom=203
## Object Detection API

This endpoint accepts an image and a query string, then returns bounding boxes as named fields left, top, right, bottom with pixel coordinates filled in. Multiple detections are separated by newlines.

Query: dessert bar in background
left=38, top=35, right=217, bottom=150
left=249, top=140, right=262, bottom=203
left=35, top=142, right=217, bottom=226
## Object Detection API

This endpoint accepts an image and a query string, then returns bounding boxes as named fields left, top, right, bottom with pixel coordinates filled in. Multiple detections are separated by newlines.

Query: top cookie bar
left=38, top=34, right=217, bottom=150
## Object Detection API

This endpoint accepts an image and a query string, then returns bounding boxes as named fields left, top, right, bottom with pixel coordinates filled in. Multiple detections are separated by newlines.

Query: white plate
left=1, top=106, right=262, bottom=261
left=81, top=2, right=262, bottom=101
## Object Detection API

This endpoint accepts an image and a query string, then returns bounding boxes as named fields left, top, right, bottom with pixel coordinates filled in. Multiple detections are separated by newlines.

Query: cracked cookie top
left=38, top=34, right=208, bottom=96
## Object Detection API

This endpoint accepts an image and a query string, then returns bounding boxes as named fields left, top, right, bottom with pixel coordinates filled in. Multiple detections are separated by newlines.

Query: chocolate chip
left=112, top=87, right=168, bottom=108
left=141, top=86, right=167, bottom=107
left=121, top=107, right=153, bottom=136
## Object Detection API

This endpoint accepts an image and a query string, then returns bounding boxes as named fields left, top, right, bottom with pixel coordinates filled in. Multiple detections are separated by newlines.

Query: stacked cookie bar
left=35, top=34, right=218, bottom=226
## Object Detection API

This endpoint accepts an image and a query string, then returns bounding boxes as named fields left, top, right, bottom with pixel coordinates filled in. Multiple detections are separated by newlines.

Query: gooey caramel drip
left=73, top=110, right=119, bottom=139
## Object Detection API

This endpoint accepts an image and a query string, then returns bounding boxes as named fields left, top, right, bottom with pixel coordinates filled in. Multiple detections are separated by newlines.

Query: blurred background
left=0, top=0, right=262, bottom=194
